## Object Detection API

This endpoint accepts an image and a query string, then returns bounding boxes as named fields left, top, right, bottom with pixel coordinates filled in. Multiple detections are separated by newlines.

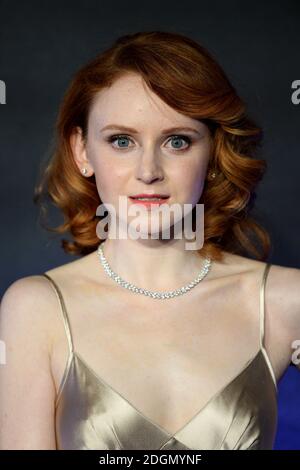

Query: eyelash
left=105, top=134, right=193, bottom=152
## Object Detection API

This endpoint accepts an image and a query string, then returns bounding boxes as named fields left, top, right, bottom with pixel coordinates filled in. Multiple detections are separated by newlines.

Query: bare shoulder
left=216, top=251, right=296, bottom=308
left=0, top=272, right=72, bottom=353
left=227, top=252, right=300, bottom=335
left=1, top=274, right=56, bottom=312
left=265, top=262, right=300, bottom=342
left=1, top=248, right=99, bottom=337
left=262, top=261, right=300, bottom=373
left=219, top=252, right=300, bottom=376
left=0, top=254, right=96, bottom=374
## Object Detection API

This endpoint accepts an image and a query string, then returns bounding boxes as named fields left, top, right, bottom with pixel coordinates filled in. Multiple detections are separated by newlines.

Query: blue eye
left=167, top=135, right=191, bottom=150
left=106, top=134, right=192, bottom=151
left=107, top=135, right=132, bottom=149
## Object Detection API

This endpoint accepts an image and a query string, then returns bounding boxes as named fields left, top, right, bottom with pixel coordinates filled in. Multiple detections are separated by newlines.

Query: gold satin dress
left=42, top=263, right=278, bottom=450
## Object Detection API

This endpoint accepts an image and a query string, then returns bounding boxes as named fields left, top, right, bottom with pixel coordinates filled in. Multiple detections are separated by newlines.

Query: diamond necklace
left=97, top=242, right=212, bottom=300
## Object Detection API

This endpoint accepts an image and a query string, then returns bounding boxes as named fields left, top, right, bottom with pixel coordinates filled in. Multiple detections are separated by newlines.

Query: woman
left=0, top=31, right=299, bottom=450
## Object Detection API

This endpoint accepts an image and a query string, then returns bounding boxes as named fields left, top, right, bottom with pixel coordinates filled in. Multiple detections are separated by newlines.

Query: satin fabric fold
left=54, top=348, right=277, bottom=450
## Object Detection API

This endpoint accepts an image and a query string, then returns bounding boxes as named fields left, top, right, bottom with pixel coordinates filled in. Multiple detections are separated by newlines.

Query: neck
left=96, top=237, right=209, bottom=291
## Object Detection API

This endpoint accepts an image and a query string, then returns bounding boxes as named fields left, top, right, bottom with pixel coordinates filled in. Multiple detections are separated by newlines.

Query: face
left=71, top=73, right=212, bottom=239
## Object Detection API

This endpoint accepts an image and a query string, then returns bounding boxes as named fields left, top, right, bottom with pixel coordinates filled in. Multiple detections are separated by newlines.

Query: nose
left=135, top=151, right=164, bottom=184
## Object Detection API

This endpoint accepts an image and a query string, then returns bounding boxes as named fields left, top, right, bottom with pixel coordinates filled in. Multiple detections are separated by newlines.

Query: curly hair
left=34, top=30, right=272, bottom=262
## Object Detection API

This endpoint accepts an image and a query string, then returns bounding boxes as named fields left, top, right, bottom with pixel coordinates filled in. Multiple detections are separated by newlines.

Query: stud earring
left=81, top=168, right=88, bottom=176
left=207, top=171, right=216, bottom=181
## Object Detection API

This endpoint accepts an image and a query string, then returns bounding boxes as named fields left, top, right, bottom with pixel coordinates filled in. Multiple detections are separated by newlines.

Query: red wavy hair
left=34, top=30, right=272, bottom=262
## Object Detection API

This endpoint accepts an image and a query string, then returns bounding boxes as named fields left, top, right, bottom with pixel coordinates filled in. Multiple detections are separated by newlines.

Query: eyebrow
left=99, top=124, right=203, bottom=135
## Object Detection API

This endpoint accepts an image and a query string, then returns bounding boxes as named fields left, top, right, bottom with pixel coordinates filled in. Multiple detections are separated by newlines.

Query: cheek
left=174, top=160, right=207, bottom=196
left=93, top=160, right=126, bottom=202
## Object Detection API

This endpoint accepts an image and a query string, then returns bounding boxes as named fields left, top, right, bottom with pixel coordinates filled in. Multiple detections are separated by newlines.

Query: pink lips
left=129, top=195, right=170, bottom=208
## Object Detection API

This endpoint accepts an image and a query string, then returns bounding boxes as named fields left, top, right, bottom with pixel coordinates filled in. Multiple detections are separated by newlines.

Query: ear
left=70, top=126, right=94, bottom=177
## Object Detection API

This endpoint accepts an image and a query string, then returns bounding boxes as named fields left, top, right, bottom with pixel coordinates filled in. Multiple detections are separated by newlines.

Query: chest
left=54, top=346, right=278, bottom=449
left=51, top=285, right=259, bottom=435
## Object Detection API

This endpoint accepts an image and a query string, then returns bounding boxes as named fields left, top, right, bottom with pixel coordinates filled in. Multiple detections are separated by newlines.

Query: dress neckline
left=55, top=347, right=277, bottom=439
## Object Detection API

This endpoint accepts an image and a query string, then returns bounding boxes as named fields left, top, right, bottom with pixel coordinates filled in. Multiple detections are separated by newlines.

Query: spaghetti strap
left=259, top=263, right=272, bottom=349
left=41, top=273, right=74, bottom=355
left=258, top=263, right=277, bottom=390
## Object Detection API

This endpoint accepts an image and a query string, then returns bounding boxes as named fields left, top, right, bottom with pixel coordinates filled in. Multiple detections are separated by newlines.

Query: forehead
left=88, top=73, right=206, bottom=132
